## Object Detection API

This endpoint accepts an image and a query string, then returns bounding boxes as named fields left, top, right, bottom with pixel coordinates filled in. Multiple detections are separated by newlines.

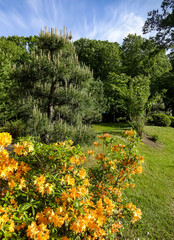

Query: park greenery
left=0, top=1, right=173, bottom=141
left=0, top=0, right=174, bottom=239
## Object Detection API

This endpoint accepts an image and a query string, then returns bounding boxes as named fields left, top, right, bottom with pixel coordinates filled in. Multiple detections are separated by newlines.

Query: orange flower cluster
left=0, top=132, right=12, bottom=147
left=126, top=202, right=142, bottom=223
left=34, top=175, right=54, bottom=195
left=0, top=148, right=18, bottom=179
left=0, top=207, right=15, bottom=234
left=26, top=222, right=49, bottom=240
left=14, top=141, right=34, bottom=156
left=125, top=129, right=135, bottom=137
left=0, top=131, right=144, bottom=239
left=98, top=133, right=111, bottom=139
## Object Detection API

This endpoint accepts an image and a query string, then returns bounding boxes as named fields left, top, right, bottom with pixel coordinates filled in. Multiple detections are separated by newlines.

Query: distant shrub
left=150, top=134, right=159, bottom=142
left=169, top=116, right=174, bottom=127
left=147, top=116, right=154, bottom=125
left=152, top=113, right=171, bottom=127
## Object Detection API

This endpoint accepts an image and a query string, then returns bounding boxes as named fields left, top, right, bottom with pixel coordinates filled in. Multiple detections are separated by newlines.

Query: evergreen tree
left=12, top=27, right=105, bottom=144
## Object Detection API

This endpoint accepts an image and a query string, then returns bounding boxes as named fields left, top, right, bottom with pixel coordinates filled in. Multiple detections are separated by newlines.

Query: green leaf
left=19, top=203, right=31, bottom=211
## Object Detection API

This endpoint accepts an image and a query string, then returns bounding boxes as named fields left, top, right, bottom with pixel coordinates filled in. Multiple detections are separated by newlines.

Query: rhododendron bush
left=0, top=130, right=143, bottom=240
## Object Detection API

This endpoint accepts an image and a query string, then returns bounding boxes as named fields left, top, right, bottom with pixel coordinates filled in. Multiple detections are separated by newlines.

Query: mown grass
left=90, top=123, right=174, bottom=239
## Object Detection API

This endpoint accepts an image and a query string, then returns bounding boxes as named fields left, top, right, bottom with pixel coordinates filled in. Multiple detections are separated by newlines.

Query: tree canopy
left=121, top=34, right=172, bottom=78
left=143, top=0, right=174, bottom=50
left=74, top=38, right=122, bottom=81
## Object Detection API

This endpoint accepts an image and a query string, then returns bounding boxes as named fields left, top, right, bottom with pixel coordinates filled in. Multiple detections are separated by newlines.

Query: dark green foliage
left=104, top=73, right=128, bottom=121
left=169, top=116, right=174, bottom=127
left=0, top=119, right=26, bottom=139
left=150, top=134, right=159, bottom=142
left=151, top=71, right=174, bottom=115
left=152, top=113, right=171, bottom=126
left=6, top=35, right=39, bottom=52
left=74, top=38, right=122, bottom=81
left=121, top=34, right=171, bottom=78
left=27, top=108, right=96, bottom=145
left=104, top=73, right=150, bottom=137
left=147, top=116, right=154, bottom=125
left=127, top=75, right=150, bottom=137
left=143, top=0, right=174, bottom=50
left=11, top=27, right=104, bottom=144
left=0, top=37, right=30, bottom=123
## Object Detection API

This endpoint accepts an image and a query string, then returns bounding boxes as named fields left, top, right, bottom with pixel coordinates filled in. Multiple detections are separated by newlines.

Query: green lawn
left=91, top=123, right=174, bottom=239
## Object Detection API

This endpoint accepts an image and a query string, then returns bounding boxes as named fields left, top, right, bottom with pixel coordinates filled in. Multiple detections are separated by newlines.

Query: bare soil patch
left=5, top=144, right=14, bottom=154
left=142, top=133, right=162, bottom=149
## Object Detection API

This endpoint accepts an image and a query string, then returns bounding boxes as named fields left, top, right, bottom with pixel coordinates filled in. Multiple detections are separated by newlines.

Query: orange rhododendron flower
left=78, top=168, right=86, bottom=179
left=98, top=133, right=111, bottom=139
left=0, top=132, right=12, bottom=147
left=131, top=208, right=142, bottom=223
left=135, top=166, right=143, bottom=174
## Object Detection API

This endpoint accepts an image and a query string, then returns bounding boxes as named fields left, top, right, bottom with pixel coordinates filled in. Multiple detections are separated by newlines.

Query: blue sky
left=0, top=0, right=162, bottom=44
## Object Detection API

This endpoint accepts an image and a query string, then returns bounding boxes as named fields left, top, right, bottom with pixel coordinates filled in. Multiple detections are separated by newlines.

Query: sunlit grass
left=88, top=124, right=174, bottom=239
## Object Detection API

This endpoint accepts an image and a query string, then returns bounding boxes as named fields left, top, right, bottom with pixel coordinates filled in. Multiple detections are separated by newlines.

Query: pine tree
left=12, top=27, right=105, bottom=144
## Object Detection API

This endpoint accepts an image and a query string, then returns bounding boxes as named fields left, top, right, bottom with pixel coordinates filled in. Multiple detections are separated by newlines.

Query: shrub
left=150, top=134, right=159, bottom=142
left=27, top=113, right=96, bottom=145
left=0, top=130, right=144, bottom=239
left=147, top=116, right=154, bottom=125
left=169, top=116, right=174, bottom=127
left=152, top=113, right=171, bottom=127
left=1, top=119, right=26, bottom=139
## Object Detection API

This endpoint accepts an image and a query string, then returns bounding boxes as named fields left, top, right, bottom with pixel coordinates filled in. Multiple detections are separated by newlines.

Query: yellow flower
left=77, top=186, right=88, bottom=196
left=8, top=180, right=16, bottom=189
left=8, top=221, right=15, bottom=232
left=14, top=141, right=34, bottom=156
left=135, top=166, right=143, bottom=174
left=45, top=183, right=54, bottom=194
left=14, top=143, right=24, bottom=155
left=131, top=208, right=142, bottom=223
left=70, top=156, right=80, bottom=165
left=78, top=168, right=86, bottom=179
left=0, top=132, right=12, bottom=147
left=18, top=177, right=26, bottom=190
left=65, top=174, right=75, bottom=186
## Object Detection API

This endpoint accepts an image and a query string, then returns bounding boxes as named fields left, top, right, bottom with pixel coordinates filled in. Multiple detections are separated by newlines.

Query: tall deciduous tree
left=105, top=73, right=150, bottom=137
left=0, top=37, right=29, bottom=123
left=121, top=34, right=171, bottom=78
left=74, top=38, right=122, bottom=81
left=143, top=0, right=174, bottom=50
left=12, top=27, right=105, bottom=144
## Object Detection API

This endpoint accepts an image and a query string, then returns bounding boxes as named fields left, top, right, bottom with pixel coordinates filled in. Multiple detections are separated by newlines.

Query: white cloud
left=11, top=13, right=27, bottom=29
left=0, top=0, right=160, bottom=40
left=0, top=10, right=12, bottom=27
left=25, top=0, right=42, bottom=15
left=83, top=10, right=145, bottom=44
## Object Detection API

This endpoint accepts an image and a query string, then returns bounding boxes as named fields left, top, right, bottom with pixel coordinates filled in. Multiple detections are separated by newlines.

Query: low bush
left=0, top=130, right=144, bottom=239
left=27, top=114, right=96, bottom=145
left=0, top=119, right=26, bottom=139
left=152, top=113, right=171, bottom=127
left=150, top=134, right=159, bottom=142
left=147, top=116, right=154, bottom=125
